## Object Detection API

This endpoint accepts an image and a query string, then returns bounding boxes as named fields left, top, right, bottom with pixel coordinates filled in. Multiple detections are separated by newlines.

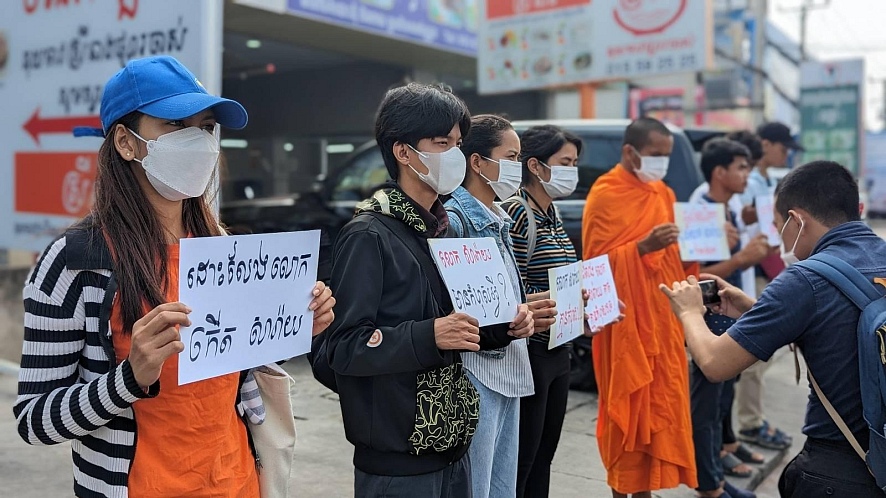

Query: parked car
left=221, top=119, right=705, bottom=391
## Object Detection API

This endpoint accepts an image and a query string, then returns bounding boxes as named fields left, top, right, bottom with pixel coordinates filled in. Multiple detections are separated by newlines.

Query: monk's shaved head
left=623, top=117, right=672, bottom=150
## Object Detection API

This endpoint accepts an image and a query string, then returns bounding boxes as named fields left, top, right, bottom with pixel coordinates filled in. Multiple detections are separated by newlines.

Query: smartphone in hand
left=699, top=280, right=721, bottom=306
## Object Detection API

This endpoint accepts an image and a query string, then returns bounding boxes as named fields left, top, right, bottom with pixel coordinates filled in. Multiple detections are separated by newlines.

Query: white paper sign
left=674, top=202, right=731, bottom=262
left=581, top=255, right=620, bottom=329
left=755, top=194, right=781, bottom=246
left=428, top=237, right=519, bottom=327
left=548, top=261, right=584, bottom=349
left=178, top=230, right=320, bottom=385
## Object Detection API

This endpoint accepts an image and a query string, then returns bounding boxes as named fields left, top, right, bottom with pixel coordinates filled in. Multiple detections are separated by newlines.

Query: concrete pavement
left=0, top=348, right=808, bottom=497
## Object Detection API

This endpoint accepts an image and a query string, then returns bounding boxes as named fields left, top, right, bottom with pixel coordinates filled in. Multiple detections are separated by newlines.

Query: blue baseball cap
left=74, top=55, right=248, bottom=137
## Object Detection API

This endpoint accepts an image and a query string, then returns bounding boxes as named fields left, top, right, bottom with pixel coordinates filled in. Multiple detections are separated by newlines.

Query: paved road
left=0, top=349, right=808, bottom=497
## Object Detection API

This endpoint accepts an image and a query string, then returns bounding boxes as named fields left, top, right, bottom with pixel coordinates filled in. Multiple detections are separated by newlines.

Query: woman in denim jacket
left=444, top=115, right=539, bottom=498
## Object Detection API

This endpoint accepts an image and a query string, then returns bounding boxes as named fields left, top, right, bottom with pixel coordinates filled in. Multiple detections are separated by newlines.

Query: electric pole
left=780, top=0, right=830, bottom=61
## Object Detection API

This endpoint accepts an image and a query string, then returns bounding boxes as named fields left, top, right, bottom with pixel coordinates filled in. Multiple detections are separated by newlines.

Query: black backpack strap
left=357, top=212, right=451, bottom=314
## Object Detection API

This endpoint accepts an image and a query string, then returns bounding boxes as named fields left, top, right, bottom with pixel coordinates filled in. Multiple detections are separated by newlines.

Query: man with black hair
left=315, top=83, right=532, bottom=497
left=739, top=122, right=803, bottom=212
left=662, top=161, right=886, bottom=496
left=690, top=139, right=770, bottom=498
left=583, top=117, right=698, bottom=497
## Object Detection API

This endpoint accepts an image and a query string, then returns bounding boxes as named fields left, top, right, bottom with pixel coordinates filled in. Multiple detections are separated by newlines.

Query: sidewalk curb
left=0, top=359, right=20, bottom=377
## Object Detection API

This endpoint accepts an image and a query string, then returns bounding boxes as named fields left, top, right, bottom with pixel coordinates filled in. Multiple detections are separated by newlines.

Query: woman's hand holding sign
left=527, top=291, right=558, bottom=332
left=309, top=281, right=336, bottom=337
left=509, top=304, right=534, bottom=339
left=130, top=302, right=191, bottom=391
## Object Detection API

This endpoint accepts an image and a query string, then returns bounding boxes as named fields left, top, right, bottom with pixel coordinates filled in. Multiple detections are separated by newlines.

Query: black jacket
left=315, top=209, right=482, bottom=476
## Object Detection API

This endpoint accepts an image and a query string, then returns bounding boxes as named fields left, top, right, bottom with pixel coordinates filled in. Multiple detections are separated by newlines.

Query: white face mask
left=480, top=157, right=522, bottom=200
left=130, top=125, right=220, bottom=202
left=407, top=144, right=466, bottom=195
left=633, top=148, right=670, bottom=183
left=538, top=161, right=578, bottom=199
left=779, top=214, right=804, bottom=266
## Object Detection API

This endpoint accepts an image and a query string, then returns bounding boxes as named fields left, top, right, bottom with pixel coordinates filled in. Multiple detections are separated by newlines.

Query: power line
left=714, top=47, right=799, bottom=109
left=778, top=0, right=831, bottom=61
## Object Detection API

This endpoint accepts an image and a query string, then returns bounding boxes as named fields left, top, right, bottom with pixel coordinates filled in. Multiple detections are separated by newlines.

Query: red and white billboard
left=0, top=1, right=222, bottom=251
left=478, top=0, right=713, bottom=94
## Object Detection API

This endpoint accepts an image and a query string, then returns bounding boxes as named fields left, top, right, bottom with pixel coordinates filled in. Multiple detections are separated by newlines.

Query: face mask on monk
left=632, top=147, right=669, bottom=183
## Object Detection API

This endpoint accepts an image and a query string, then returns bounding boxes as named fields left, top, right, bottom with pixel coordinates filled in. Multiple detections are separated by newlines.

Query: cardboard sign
left=581, top=255, right=620, bottom=330
left=548, top=261, right=584, bottom=349
left=428, top=237, right=519, bottom=327
left=178, top=230, right=320, bottom=385
left=755, top=194, right=781, bottom=246
left=674, top=202, right=730, bottom=262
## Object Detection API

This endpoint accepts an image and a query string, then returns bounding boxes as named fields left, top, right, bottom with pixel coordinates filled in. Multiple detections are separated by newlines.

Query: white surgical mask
left=130, top=125, right=220, bottom=202
left=480, top=157, right=522, bottom=200
left=634, top=148, right=670, bottom=183
left=779, top=214, right=804, bottom=266
left=407, top=144, right=466, bottom=195
left=538, top=161, right=578, bottom=199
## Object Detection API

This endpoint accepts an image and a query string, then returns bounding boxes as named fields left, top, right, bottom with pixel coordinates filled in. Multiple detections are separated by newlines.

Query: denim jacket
left=445, top=187, right=534, bottom=398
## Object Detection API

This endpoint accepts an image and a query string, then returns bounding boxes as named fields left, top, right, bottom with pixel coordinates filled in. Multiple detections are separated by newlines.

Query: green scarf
left=356, top=186, right=449, bottom=238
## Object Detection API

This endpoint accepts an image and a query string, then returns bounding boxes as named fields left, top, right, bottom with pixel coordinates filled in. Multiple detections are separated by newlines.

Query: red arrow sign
left=23, top=108, right=101, bottom=145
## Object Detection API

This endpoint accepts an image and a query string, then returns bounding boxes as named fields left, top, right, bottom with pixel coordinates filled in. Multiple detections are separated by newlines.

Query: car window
left=331, top=148, right=387, bottom=201
left=565, top=132, right=624, bottom=200
left=663, top=132, right=704, bottom=202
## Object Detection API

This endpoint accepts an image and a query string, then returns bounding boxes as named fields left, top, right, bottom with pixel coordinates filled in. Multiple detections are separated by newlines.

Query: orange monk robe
left=582, top=164, right=698, bottom=494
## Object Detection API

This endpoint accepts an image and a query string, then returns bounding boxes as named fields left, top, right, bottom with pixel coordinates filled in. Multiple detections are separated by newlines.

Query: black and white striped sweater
left=13, top=223, right=258, bottom=497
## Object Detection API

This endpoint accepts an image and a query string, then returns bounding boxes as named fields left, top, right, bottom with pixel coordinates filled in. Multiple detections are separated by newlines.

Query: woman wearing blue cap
left=14, top=55, right=336, bottom=497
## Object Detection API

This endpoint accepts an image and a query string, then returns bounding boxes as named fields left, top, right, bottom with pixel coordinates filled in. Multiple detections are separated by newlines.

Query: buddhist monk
left=582, top=118, right=697, bottom=498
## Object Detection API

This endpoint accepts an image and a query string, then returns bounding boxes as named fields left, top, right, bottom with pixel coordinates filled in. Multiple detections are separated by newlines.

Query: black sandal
left=721, top=452, right=753, bottom=478
left=733, top=443, right=764, bottom=464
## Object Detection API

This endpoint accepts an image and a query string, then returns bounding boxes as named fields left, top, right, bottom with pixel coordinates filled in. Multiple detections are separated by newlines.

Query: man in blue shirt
left=661, top=161, right=886, bottom=496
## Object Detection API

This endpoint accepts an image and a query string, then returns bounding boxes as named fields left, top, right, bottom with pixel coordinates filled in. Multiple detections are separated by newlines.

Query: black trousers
left=778, top=438, right=884, bottom=497
left=354, top=453, right=472, bottom=498
left=690, top=360, right=736, bottom=491
left=516, top=341, right=571, bottom=498
left=722, top=397, right=737, bottom=445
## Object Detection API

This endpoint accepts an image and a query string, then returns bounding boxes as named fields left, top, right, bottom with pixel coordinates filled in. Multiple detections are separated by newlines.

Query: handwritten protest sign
left=581, top=256, right=621, bottom=330
left=428, top=237, right=518, bottom=327
left=674, top=202, right=730, bottom=262
left=178, top=230, right=320, bottom=385
left=755, top=194, right=781, bottom=246
left=548, top=261, right=584, bottom=349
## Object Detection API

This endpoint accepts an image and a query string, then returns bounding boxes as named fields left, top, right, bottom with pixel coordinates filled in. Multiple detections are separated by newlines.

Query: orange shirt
left=582, top=165, right=697, bottom=494
left=111, top=244, right=260, bottom=498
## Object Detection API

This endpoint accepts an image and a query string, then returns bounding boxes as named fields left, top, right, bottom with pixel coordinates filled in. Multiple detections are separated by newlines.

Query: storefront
left=218, top=0, right=543, bottom=203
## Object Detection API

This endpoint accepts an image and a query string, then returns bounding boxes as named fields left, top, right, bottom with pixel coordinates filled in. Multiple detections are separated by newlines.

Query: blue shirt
left=446, top=186, right=534, bottom=398
left=728, top=222, right=886, bottom=441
